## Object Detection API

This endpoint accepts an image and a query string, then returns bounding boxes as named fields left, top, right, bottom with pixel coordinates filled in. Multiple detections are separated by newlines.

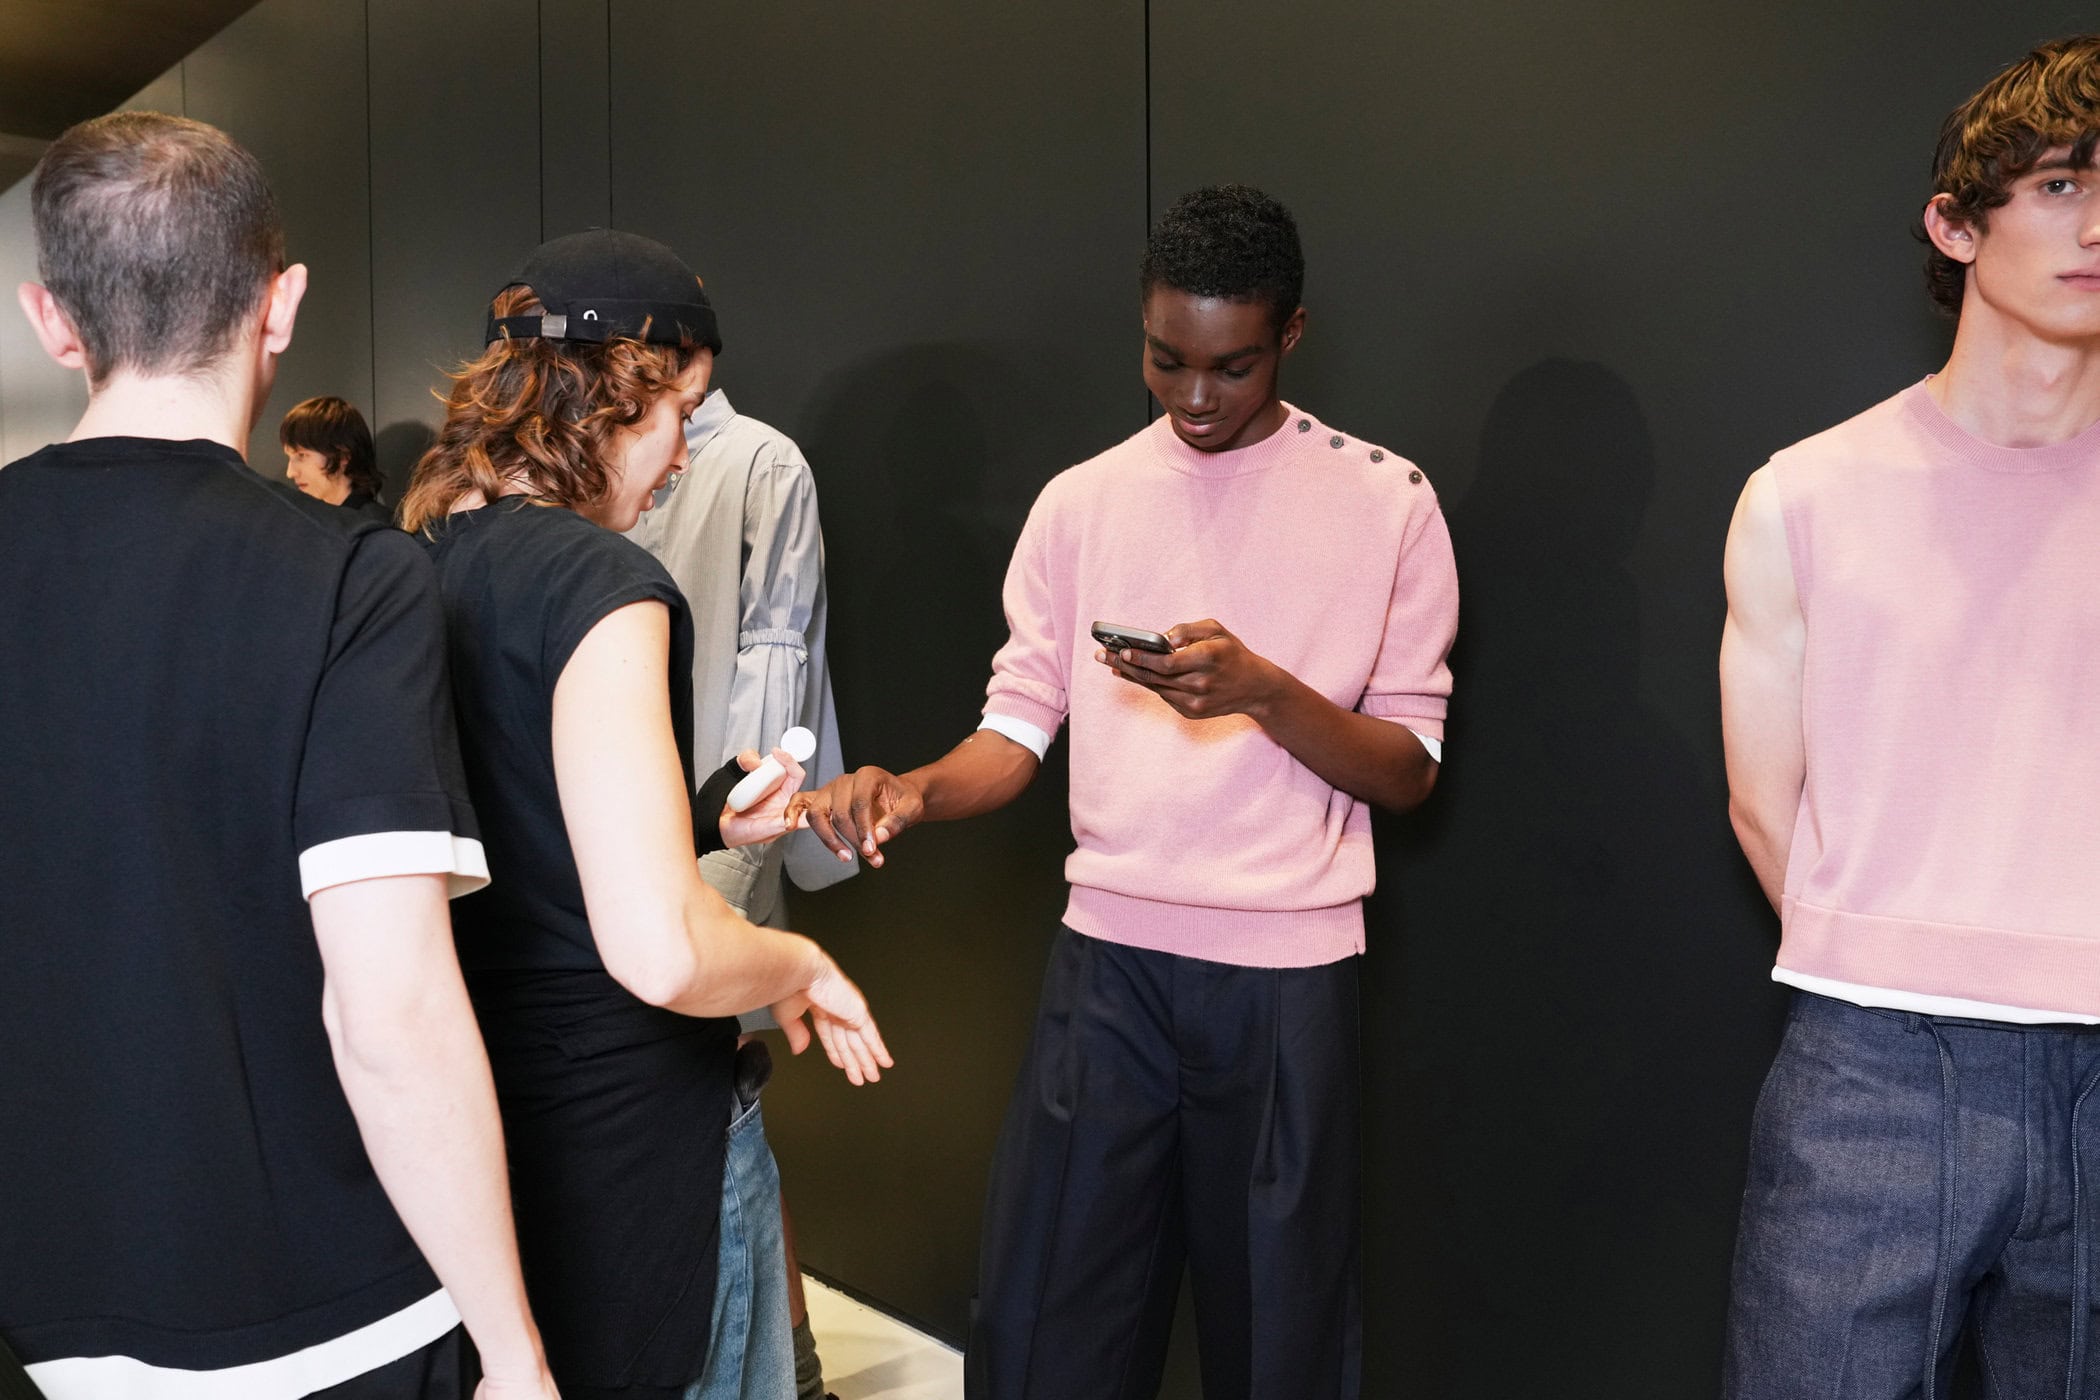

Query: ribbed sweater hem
left=1779, top=897, right=2100, bottom=1018
left=1063, top=884, right=1363, bottom=968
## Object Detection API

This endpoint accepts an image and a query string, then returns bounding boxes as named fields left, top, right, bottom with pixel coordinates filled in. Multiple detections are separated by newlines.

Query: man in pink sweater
left=1720, top=34, right=2100, bottom=1399
left=798, top=186, right=1457, bottom=1399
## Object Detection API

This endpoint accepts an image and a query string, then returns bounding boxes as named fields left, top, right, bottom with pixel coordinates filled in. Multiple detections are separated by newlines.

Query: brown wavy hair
left=398, top=284, right=701, bottom=533
left=1925, top=34, right=2100, bottom=316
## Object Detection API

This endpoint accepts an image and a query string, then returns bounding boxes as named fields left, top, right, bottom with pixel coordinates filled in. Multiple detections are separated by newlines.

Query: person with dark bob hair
left=1722, top=33, right=2100, bottom=1398
left=798, top=184, right=1456, bottom=1399
left=402, top=228, right=891, bottom=1400
left=282, top=393, right=390, bottom=523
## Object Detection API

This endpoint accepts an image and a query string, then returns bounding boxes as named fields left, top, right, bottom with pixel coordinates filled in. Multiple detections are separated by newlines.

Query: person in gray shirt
left=628, top=383, right=852, bottom=1400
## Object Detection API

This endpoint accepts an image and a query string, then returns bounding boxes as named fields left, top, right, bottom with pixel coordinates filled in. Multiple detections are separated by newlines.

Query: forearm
left=1728, top=796, right=1793, bottom=912
left=1253, top=668, right=1437, bottom=813
left=324, top=979, right=545, bottom=1379
left=656, top=886, right=828, bottom=1017
left=906, top=728, right=1040, bottom=821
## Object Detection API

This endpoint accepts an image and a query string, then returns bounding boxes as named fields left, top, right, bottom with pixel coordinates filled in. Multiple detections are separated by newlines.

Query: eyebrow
left=1145, top=335, right=1266, bottom=366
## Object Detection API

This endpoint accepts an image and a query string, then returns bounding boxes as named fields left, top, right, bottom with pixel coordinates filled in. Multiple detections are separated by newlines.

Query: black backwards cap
left=485, top=229, right=722, bottom=353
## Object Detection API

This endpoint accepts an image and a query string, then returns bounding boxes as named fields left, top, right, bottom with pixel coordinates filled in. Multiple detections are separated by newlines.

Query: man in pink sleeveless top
left=1720, top=34, right=2100, bottom=1399
left=797, top=186, right=1457, bottom=1399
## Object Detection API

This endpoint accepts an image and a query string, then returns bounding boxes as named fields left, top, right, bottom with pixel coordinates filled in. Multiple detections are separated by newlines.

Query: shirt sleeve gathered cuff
left=299, top=831, right=491, bottom=900
left=978, top=712, right=1053, bottom=761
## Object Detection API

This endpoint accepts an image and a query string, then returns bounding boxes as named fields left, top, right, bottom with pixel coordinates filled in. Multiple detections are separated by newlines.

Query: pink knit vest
left=1771, top=381, right=2100, bottom=1015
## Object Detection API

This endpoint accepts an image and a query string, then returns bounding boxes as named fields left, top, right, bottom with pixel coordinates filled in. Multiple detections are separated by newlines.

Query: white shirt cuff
left=299, top=832, right=491, bottom=900
left=977, top=713, right=1052, bottom=761
left=1408, top=729, right=1443, bottom=764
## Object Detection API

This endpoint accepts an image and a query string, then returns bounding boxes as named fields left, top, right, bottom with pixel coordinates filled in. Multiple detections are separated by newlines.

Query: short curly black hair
left=1140, top=184, right=1304, bottom=329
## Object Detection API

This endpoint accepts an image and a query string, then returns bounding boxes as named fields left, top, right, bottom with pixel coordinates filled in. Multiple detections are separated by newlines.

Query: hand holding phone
left=1090, top=620, right=1173, bottom=655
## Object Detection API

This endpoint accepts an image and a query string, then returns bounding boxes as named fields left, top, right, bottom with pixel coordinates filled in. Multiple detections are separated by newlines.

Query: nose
left=1183, top=375, right=1217, bottom=415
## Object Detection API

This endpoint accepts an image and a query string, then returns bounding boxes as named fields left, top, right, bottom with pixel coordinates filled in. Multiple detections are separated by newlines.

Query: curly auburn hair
left=1925, top=34, right=2100, bottom=316
left=397, top=284, right=702, bottom=534
left=279, top=395, right=382, bottom=500
left=1139, top=184, right=1305, bottom=330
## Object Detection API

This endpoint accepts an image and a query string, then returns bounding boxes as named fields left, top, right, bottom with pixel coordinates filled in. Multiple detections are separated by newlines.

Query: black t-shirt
left=0, top=437, right=485, bottom=1380
left=423, top=498, right=734, bottom=972
left=340, top=489, right=394, bottom=526
left=421, top=500, right=740, bottom=1395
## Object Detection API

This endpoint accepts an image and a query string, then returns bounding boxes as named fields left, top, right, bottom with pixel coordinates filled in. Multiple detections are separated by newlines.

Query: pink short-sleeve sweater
left=982, top=405, right=1458, bottom=968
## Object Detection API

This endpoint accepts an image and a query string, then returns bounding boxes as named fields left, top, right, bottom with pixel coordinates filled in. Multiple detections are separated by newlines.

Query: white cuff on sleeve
left=299, top=831, right=492, bottom=900
left=1408, top=729, right=1443, bottom=764
left=977, top=713, right=1052, bottom=761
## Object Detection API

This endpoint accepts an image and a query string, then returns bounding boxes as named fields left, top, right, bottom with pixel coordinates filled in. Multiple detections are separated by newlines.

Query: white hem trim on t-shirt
left=977, top=714, right=1442, bottom=765
left=25, top=1288, right=460, bottom=1400
left=977, top=714, right=1052, bottom=760
left=298, top=832, right=491, bottom=900
left=1773, top=967, right=2100, bottom=1025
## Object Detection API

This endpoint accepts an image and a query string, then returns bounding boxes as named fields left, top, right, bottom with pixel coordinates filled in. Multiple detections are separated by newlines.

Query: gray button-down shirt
left=627, top=388, right=853, bottom=924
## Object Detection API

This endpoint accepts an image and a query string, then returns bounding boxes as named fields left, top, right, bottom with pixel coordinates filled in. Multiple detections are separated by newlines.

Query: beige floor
left=804, top=1276, right=963, bottom=1400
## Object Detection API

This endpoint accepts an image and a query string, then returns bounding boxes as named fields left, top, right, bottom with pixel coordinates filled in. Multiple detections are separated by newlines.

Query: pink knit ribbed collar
left=1902, top=378, right=2100, bottom=475
left=1146, top=400, right=1317, bottom=478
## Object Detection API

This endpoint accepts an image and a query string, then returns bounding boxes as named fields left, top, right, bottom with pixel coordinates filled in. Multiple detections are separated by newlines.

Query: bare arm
left=311, top=874, right=555, bottom=1398
left=552, top=600, right=889, bottom=1080
left=796, top=728, right=1040, bottom=867
left=1103, top=619, right=1438, bottom=814
left=1719, top=466, right=1807, bottom=910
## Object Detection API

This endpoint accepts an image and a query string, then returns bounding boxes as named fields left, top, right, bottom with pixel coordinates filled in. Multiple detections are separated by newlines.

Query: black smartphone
left=1090, top=620, right=1173, bottom=654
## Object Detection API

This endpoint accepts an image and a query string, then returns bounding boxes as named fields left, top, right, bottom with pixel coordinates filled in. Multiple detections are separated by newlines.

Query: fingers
left=797, top=785, right=857, bottom=862
left=734, top=747, right=763, bottom=772
left=811, top=1008, right=891, bottom=1084
left=1166, top=618, right=1225, bottom=647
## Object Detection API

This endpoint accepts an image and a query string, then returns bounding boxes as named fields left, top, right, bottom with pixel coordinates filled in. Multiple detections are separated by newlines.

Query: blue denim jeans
left=685, top=1060, right=795, bottom=1400
left=1725, top=991, right=2100, bottom=1399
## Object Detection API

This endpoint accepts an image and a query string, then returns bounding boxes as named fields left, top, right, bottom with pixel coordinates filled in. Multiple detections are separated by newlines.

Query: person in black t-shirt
left=282, top=393, right=393, bottom=524
left=0, top=115, right=557, bottom=1400
left=397, top=230, right=891, bottom=1400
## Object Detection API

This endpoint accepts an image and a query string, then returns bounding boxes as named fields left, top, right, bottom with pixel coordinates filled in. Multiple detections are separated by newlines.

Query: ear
left=1922, top=194, right=1978, bottom=266
left=1278, top=304, right=1308, bottom=357
left=260, top=262, right=308, bottom=357
left=17, top=283, right=92, bottom=372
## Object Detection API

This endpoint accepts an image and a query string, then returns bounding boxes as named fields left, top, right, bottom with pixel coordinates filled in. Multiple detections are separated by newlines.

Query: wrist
left=1245, top=657, right=1296, bottom=725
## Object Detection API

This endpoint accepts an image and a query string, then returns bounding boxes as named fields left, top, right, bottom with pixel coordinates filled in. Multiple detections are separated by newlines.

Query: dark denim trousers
left=1725, top=991, right=2100, bottom=1399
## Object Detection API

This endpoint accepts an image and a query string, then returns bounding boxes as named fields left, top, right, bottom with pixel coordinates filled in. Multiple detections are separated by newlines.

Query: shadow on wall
left=375, top=419, right=434, bottom=507
left=1366, top=358, right=1782, bottom=1397
left=766, top=341, right=1082, bottom=1337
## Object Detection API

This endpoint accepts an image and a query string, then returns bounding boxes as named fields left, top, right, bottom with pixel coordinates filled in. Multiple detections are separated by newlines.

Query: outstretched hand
left=792, top=765, right=926, bottom=869
left=717, top=746, right=810, bottom=849
left=769, top=955, right=893, bottom=1085
left=1096, top=618, right=1283, bottom=721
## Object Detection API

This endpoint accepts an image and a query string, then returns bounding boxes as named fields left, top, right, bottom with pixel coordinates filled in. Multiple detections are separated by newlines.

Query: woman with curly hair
left=400, top=230, right=890, bottom=1400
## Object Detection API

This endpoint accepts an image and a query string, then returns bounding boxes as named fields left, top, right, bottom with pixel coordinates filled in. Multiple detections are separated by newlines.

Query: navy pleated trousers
left=966, top=926, right=1362, bottom=1400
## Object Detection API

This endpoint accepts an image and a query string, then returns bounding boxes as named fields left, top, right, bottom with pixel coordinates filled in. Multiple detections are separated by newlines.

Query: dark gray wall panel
left=539, top=0, right=610, bottom=239
left=1151, top=5, right=2089, bottom=1398
left=367, top=0, right=540, bottom=495
left=118, top=64, right=186, bottom=119
left=184, top=0, right=371, bottom=475
left=607, top=0, right=1145, bottom=1339
left=0, top=65, right=182, bottom=462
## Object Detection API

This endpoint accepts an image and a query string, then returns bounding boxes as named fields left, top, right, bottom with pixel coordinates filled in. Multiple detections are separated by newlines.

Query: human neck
left=68, top=363, right=258, bottom=458
left=319, top=474, right=353, bottom=505
left=1929, top=311, right=2100, bottom=449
